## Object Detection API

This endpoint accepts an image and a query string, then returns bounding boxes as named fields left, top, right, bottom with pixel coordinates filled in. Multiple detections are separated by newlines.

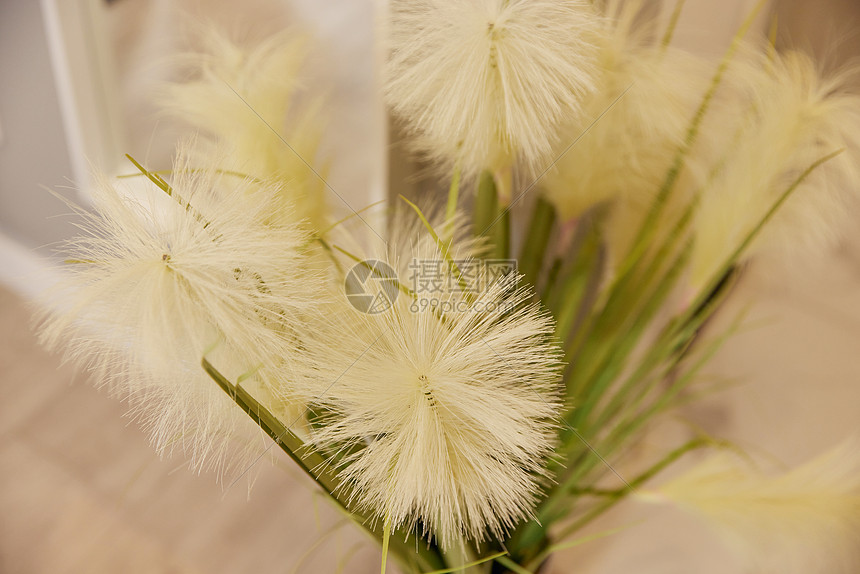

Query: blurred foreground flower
left=639, top=441, right=860, bottom=573
left=543, top=1, right=707, bottom=224
left=691, top=49, right=860, bottom=288
left=162, top=28, right=328, bottom=228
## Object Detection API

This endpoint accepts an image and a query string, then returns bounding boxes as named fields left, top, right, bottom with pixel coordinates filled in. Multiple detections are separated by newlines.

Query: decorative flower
left=543, top=2, right=708, bottom=225
left=161, top=28, right=328, bottom=227
left=691, top=49, right=860, bottom=290
left=306, top=208, right=562, bottom=549
left=639, top=441, right=860, bottom=573
left=38, top=141, right=320, bottom=474
left=385, top=0, right=599, bottom=179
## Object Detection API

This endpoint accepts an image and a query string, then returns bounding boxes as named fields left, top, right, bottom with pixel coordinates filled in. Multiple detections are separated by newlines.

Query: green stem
left=493, top=206, right=511, bottom=260
left=684, top=149, right=843, bottom=320
left=553, top=438, right=709, bottom=541
left=562, top=200, right=694, bottom=412
left=549, top=219, right=603, bottom=343
left=117, top=167, right=263, bottom=184
left=660, top=0, right=687, bottom=50
left=613, top=0, right=766, bottom=284
left=473, top=171, right=511, bottom=259
left=540, top=258, right=563, bottom=303
left=125, top=154, right=212, bottom=229
left=426, top=551, right=508, bottom=574
left=381, top=512, right=392, bottom=574
left=494, top=556, right=533, bottom=574
left=201, top=357, right=341, bottom=490
left=474, top=171, right=498, bottom=241
left=400, top=195, right=472, bottom=299
left=525, top=524, right=632, bottom=571
left=518, top=197, right=555, bottom=288
left=568, top=241, right=692, bottom=429
left=591, top=271, right=739, bottom=435
left=446, top=165, right=462, bottom=227
left=201, top=358, right=446, bottom=572
left=510, top=437, right=708, bottom=564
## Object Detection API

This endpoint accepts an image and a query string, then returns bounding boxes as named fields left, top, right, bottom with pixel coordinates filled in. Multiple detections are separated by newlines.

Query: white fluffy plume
left=639, top=441, right=860, bottom=573
left=542, top=1, right=708, bottom=222
left=691, top=49, right=860, bottom=289
left=306, top=208, right=562, bottom=549
left=38, top=141, right=321, bottom=475
left=161, top=27, right=328, bottom=228
left=385, top=0, right=600, bottom=178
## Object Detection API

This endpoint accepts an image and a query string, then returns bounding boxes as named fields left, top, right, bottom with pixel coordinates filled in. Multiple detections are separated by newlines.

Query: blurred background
left=1, top=0, right=859, bottom=572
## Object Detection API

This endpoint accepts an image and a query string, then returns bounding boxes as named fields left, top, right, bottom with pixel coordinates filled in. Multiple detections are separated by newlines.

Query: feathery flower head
left=691, top=49, right=860, bottom=290
left=161, top=27, right=328, bottom=227
left=38, top=141, right=321, bottom=474
left=543, top=1, right=708, bottom=223
left=385, top=0, right=600, bottom=180
left=306, top=207, right=562, bottom=549
left=639, top=442, right=860, bottom=573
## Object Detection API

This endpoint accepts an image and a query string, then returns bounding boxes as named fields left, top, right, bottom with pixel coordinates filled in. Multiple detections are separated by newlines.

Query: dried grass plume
left=386, top=0, right=600, bottom=179
left=37, top=141, right=321, bottom=475
left=639, top=441, right=860, bottom=573
left=305, top=208, right=563, bottom=549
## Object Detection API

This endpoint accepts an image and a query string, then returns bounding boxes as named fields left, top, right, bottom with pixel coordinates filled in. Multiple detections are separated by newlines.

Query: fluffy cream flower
left=542, top=1, right=708, bottom=223
left=161, top=27, right=328, bottom=228
left=38, top=143, right=320, bottom=474
left=691, top=49, right=860, bottom=290
left=640, top=442, right=860, bottom=573
left=385, top=0, right=600, bottom=178
left=306, top=208, right=562, bottom=549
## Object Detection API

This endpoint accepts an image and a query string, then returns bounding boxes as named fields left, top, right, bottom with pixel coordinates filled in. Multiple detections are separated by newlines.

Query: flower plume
left=691, top=49, right=860, bottom=289
left=543, top=1, right=708, bottom=223
left=161, top=27, right=328, bottom=227
left=640, top=441, right=860, bottom=573
left=385, top=0, right=600, bottom=178
left=306, top=208, right=562, bottom=549
left=37, top=141, right=321, bottom=475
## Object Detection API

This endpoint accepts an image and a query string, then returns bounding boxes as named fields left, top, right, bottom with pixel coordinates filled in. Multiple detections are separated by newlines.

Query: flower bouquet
left=38, top=0, right=860, bottom=572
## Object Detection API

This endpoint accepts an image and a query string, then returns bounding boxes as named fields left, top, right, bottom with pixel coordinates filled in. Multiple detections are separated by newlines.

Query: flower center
left=418, top=374, right=438, bottom=407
